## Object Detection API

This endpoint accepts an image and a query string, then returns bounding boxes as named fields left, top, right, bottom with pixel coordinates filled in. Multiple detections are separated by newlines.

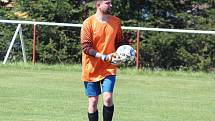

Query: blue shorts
left=84, top=75, right=116, bottom=97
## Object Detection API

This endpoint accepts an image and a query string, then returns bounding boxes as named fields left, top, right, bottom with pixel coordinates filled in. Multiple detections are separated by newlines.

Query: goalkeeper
left=80, top=0, right=123, bottom=121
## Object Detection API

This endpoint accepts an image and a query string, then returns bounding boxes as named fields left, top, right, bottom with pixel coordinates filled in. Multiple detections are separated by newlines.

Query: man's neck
left=95, top=10, right=109, bottom=23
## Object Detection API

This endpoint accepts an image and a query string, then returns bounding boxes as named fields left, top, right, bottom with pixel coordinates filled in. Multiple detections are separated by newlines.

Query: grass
left=0, top=62, right=215, bottom=121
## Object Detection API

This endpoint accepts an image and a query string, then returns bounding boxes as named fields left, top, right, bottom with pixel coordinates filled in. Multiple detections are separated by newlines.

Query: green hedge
left=0, top=0, right=215, bottom=71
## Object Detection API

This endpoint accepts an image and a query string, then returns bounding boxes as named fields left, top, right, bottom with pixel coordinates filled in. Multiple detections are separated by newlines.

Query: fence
left=1, top=19, right=215, bottom=68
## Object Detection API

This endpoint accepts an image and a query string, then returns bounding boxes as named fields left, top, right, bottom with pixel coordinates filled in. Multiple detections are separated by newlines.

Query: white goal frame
left=1, top=19, right=215, bottom=68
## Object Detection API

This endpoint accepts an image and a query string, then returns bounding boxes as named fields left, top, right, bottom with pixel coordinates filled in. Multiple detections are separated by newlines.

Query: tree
left=10, top=0, right=85, bottom=64
left=0, top=0, right=215, bottom=71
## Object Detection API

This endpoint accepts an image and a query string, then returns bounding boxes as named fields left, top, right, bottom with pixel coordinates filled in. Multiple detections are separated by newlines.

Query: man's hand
left=97, top=53, right=123, bottom=65
left=96, top=53, right=117, bottom=63
left=100, top=53, right=115, bottom=62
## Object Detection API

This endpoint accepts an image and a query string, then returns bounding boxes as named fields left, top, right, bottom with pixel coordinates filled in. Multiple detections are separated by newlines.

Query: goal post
left=2, top=24, right=26, bottom=64
left=1, top=19, right=215, bottom=68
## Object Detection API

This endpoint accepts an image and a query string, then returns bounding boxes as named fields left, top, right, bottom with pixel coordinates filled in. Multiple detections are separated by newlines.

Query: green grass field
left=0, top=63, right=215, bottom=121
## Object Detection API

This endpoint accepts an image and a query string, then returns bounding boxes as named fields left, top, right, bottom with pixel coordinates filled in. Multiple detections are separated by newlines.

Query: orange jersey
left=80, top=15, right=123, bottom=82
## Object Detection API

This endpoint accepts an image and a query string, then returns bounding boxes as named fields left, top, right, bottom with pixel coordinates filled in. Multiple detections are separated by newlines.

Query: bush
left=1, top=0, right=215, bottom=71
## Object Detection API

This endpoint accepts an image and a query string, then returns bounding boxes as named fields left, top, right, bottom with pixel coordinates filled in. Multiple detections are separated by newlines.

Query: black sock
left=88, top=110, right=98, bottom=121
left=103, top=105, right=114, bottom=121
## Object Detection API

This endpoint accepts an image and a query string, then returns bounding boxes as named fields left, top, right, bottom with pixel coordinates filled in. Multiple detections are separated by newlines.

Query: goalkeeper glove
left=100, top=53, right=115, bottom=62
left=97, top=53, right=123, bottom=65
left=96, top=53, right=115, bottom=62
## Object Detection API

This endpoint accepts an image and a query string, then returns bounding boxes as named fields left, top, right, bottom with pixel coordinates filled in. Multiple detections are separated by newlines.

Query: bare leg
left=88, top=96, right=99, bottom=121
left=103, top=92, right=114, bottom=121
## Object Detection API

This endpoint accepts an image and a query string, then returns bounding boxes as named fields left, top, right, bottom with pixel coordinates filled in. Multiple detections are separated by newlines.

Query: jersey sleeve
left=80, top=20, right=97, bottom=57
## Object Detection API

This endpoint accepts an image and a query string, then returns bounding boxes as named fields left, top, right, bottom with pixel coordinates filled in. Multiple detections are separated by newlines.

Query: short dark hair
left=95, top=0, right=107, bottom=3
left=95, top=0, right=104, bottom=5
left=95, top=0, right=108, bottom=7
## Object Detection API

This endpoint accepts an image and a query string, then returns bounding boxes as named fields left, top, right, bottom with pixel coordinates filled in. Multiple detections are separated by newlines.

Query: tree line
left=0, top=0, right=215, bottom=71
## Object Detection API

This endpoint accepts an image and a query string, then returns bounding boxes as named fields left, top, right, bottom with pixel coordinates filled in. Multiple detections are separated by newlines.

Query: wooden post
left=136, top=30, right=140, bottom=69
left=32, top=19, right=36, bottom=64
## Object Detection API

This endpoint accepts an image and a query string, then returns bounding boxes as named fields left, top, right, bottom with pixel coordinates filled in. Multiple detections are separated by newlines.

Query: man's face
left=97, top=0, right=112, bottom=14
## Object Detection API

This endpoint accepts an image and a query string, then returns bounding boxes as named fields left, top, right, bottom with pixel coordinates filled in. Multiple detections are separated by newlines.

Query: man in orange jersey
left=80, top=0, right=123, bottom=121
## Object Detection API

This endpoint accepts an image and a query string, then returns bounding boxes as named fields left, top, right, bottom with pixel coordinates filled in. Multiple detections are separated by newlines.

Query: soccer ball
left=114, top=45, right=136, bottom=63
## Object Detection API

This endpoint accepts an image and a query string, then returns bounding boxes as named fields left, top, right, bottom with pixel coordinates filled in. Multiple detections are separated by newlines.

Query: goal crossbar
left=1, top=19, right=215, bottom=34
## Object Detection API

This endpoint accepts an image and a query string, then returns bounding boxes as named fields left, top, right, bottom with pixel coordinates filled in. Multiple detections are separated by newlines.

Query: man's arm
left=80, top=20, right=97, bottom=57
left=81, top=42, right=97, bottom=57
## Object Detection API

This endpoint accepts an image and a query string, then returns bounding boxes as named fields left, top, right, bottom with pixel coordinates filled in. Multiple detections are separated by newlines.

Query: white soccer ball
left=115, top=45, right=136, bottom=63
